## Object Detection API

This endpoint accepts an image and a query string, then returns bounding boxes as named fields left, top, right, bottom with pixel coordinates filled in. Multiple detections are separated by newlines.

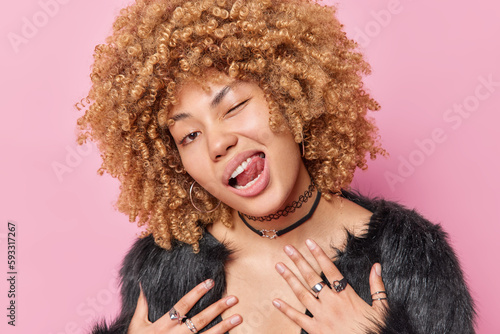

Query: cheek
left=180, top=152, right=223, bottom=195
left=179, top=152, right=200, bottom=178
left=237, top=110, right=275, bottom=143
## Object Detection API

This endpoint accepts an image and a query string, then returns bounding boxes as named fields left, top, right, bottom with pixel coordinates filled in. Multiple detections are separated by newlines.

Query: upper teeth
left=230, top=153, right=264, bottom=179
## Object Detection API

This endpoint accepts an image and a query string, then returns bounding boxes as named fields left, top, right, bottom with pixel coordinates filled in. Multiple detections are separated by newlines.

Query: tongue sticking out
left=235, top=156, right=265, bottom=187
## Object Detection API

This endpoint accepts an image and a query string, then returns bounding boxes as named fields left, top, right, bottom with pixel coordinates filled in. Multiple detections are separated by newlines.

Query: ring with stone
left=168, top=307, right=185, bottom=324
left=331, top=277, right=348, bottom=293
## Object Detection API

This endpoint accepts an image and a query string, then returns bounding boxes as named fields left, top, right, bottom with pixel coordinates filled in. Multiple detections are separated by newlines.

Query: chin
left=235, top=188, right=290, bottom=217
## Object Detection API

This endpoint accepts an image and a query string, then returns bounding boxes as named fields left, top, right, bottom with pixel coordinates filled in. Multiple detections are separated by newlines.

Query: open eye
left=179, top=131, right=201, bottom=146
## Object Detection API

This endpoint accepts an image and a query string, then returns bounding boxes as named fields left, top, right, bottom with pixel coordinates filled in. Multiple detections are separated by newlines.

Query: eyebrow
left=170, top=112, right=191, bottom=122
left=168, top=84, right=234, bottom=125
left=210, top=85, right=231, bottom=108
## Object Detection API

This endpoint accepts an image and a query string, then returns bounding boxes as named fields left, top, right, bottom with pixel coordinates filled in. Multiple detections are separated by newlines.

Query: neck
left=243, top=182, right=317, bottom=223
left=208, top=190, right=344, bottom=253
left=209, top=166, right=332, bottom=246
left=232, top=179, right=324, bottom=242
left=238, top=188, right=321, bottom=238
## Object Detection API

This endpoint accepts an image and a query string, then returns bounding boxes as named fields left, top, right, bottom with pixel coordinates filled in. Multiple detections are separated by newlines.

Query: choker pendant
left=238, top=189, right=321, bottom=239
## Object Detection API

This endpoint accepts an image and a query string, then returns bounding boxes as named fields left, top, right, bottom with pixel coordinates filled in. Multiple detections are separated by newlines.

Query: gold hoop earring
left=189, top=181, right=221, bottom=213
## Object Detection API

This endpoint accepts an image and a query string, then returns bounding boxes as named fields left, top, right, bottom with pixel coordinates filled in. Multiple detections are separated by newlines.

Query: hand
left=273, top=239, right=388, bottom=334
left=128, top=279, right=242, bottom=334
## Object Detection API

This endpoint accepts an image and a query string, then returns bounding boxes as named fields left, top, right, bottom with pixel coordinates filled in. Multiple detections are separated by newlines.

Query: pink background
left=1, top=0, right=498, bottom=333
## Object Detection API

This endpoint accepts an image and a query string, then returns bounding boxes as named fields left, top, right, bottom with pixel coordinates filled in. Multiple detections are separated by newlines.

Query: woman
left=77, top=0, right=475, bottom=333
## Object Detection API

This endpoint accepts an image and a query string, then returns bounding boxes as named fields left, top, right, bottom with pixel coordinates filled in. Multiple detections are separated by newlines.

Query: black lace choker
left=237, top=189, right=321, bottom=239
left=243, top=183, right=316, bottom=221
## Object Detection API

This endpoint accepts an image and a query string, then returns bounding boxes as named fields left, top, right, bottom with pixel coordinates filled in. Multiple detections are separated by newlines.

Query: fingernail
left=226, top=296, right=237, bottom=306
left=204, top=279, right=214, bottom=290
left=272, top=300, right=281, bottom=308
left=305, top=239, right=316, bottom=250
left=375, top=263, right=382, bottom=276
left=276, top=263, right=285, bottom=274
left=230, top=315, right=242, bottom=325
left=284, top=245, right=294, bottom=256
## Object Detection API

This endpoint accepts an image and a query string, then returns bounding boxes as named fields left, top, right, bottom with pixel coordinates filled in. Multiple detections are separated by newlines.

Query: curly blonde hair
left=77, top=0, right=386, bottom=251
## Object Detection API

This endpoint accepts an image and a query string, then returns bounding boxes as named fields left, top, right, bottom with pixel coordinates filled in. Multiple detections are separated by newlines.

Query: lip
left=223, top=150, right=270, bottom=197
left=223, top=150, right=261, bottom=185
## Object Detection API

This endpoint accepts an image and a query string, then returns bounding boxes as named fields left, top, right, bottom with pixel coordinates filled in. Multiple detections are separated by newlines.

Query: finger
left=176, top=278, right=215, bottom=314
left=283, top=245, right=323, bottom=289
left=305, top=239, right=345, bottom=284
left=130, top=284, right=151, bottom=326
left=369, top=263, right=389, bottom=312
left=272, top=298, right=314, bottom=332
left=276, top=262, right=317, bottom=306
left=204, top=314, right=242, bottom=334
left=155, top=279, right=214, bottom=329
left=190, top=295, right=239, bottom=331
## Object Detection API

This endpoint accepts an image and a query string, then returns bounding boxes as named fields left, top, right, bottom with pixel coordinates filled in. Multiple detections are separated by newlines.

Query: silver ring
left=185, top=318, right=198, bottom=333
left=331, top=277, right=348, bottom=293
left=371, top=290, right=387, bottom=297
left=311, top=282, right=326, bottom=298
left=371, top=290, right=387, bottom=302
left=168, top=307, right=184, bottom=324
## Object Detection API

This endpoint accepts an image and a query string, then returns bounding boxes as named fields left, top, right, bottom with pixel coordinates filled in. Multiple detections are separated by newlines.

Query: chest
left=221, top=257, right=307, bottom=334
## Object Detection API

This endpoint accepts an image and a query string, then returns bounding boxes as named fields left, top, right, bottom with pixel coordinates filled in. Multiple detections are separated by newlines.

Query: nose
left=207, top=130, right=237, bottom=161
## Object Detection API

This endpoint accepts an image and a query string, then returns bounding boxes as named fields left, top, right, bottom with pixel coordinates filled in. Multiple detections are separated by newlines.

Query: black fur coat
left=92, top=192, right=475, bottom=334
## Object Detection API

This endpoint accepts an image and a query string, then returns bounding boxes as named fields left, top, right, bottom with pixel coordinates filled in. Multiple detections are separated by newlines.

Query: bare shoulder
left=321, top=195, right=373, bottom=239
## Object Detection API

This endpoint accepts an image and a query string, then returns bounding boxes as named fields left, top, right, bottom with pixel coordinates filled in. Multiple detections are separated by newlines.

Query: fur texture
left=90, top=192, right=475, bottom=334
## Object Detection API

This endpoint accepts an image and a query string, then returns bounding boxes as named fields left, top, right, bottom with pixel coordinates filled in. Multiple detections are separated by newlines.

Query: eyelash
left=225, top=98, right=250, bottom=116
left=178, top=98, right=251, bottom=146
left=178, top=131, right=200, bottom=146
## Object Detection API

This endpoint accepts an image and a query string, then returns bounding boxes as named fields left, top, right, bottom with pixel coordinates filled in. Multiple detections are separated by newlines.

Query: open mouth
left=228, top=153, right=265, bottom=190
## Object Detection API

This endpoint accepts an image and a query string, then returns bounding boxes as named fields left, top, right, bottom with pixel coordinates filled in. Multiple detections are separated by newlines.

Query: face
left=168, top=75, right=311, bottom=217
